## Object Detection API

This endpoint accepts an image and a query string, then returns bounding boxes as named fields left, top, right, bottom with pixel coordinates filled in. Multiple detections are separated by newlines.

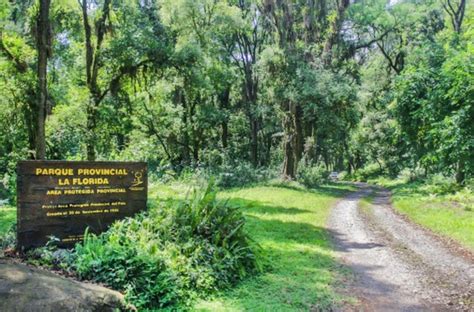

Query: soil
left=328, top=183, right=473, bottom=311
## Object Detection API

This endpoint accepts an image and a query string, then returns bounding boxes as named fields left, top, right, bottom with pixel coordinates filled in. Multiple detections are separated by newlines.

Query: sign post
left=17, top=161, right=147, bottom=249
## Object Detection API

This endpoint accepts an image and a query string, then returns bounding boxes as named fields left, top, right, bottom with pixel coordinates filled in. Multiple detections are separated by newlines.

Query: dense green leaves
left=0, top=0, right=472, bottom=194
left=73, top=181, right=260, bottom=309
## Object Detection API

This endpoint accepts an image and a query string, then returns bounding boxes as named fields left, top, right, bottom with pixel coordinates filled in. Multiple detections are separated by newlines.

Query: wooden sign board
left=17, top=161, right=147, bottom=249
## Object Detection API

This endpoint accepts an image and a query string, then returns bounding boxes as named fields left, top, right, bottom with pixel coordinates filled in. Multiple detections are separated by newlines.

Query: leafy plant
left=25, top=236, right=76, bottom=272
left=214, top=161, right=273, bottom=188
left=351, top=163, right=385, bottom=182
left=0, top=222, right=16, bottom=253
left=72, top=181, right=260, bottom=309
left=298, top=164, right=329, bottom=188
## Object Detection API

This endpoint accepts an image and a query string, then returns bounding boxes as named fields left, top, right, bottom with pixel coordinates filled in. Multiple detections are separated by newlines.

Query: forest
left=0, top=0, right=471, bottom=189
left=0, top=0, right=473, bottom=311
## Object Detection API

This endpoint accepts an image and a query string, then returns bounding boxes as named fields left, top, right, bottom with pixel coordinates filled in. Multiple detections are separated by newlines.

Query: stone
left=0, top=260, right=125, bottom=312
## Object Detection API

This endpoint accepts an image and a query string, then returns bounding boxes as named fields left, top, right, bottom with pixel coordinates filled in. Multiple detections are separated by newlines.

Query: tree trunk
left=35, top=0, right=51, bottom=159
left=294, top=104, right=304, bottom=163
left=344, top=141, right=353, bottom=175
left=443, top=0, right=466, bottom=33
left=250, top=117, right=259, bottom=166
left=264, top=131, right=272, bottom=166
left=179, top=90, right=191, bottom=165
left=86, top=98, right=97, bottom=161
left=81, top=0, right=111, bottom=161
left=455, top=159, right=465, bottom=184
left=322, top=0, right=350, bottom=64
left=192, top=136, right=199, bottom=164
left=219, top=87, right=230, bottom=149
left=282, top=101, right=298, bottom=179
left=222, top=121, right=228, bottom=149
left=244, top=75, right=259, bottom=167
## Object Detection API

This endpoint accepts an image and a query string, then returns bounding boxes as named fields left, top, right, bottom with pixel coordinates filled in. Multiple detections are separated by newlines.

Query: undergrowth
left=369, top=176, right=473, bottom=250
left=71, top=180, right=261, bottom=310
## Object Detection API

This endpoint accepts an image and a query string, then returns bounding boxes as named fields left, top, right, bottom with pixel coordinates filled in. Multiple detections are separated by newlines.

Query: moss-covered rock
left=0, top=260, right=124, bottom=312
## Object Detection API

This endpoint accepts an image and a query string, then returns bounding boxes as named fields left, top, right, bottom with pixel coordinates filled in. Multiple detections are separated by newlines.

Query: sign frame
left=16, top=160, right=147, bottom=249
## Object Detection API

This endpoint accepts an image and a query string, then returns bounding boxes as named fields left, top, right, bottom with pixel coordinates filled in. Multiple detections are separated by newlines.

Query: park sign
left=17, top=161, right=147, bottom=249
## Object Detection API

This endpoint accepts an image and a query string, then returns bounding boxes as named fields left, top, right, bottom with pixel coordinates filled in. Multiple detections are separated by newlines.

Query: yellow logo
left=132, top=171, right=144, bottom=186
left=130, top=170, right=145, bottom=191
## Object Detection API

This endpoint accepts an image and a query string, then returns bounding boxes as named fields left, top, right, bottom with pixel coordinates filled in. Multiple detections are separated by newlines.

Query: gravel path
left=328, top=183, right=473, bottom=311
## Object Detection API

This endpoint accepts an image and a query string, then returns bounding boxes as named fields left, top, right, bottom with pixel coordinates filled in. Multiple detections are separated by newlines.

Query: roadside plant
left=298, top=163, right=329, bottom=188
left=73, top=181, right=261, bottom=309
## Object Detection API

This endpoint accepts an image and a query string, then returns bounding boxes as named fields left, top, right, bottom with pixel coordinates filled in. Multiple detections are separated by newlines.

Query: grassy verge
left=1, top=181, right=355, bottom=310
left=372, top=178, right=473, bottom=251
left=0, top=205, right=15, bottom=236
left=193, top=182, right=354, bottom=311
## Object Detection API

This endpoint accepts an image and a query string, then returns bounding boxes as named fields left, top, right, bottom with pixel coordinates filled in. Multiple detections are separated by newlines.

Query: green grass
left=1, top=181, right=355, bottom=310
left=0, top=205, right=15, bottom=236
left=374, top=179, right=474, bottom=251
left=192, top=182, right=354, bottom=311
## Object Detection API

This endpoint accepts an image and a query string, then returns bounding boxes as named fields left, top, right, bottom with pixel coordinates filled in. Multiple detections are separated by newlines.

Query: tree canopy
left=0, top=0, right=472, bottom=190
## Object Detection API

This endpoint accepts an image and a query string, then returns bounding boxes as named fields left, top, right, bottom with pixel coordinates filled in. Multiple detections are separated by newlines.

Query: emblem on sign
left=130, top=170, right=145, bottom=191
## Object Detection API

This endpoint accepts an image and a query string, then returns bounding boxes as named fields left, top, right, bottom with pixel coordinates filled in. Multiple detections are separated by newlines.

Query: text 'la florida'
left=58, top=178, right=110, bottom=186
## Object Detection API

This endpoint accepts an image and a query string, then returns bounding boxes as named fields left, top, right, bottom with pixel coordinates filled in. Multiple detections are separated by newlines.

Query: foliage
left=0, top=205, right=16, bottom=239
left=349, top=163, right=385, bottom=182
left=0, top=0, right=471, bottom=195
left=25, top=236, right=76, bottom=272
left=374, top=178, right=474, bottom=250
left=350, top=2, right=473, bottom=182
left=297, top=163, right=329, bottom=188
left=195, top=184, right=355, bottom=310
left=72, top=181, right=260, bottom=309
left=0, top=1, right=472, bottom=309
left=210, top=159, right=275, bottom=188
left=0, top=219, right=16, bottom=252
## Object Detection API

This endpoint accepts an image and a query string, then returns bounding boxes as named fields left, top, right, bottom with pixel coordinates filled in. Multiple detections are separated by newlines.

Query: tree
left=80, top=0, right=111, bottom=161
left=230, top=0, right=266, bottom=166
left=442, top=0, right=466, bottom=33
left=0, top=1, right=52, bottom=160
left=79, top=0, right=170, bottom=160
left=35, top=0, right=52, bottom=159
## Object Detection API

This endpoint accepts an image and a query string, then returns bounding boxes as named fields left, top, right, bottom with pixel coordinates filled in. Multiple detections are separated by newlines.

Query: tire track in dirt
left=328, top=183, right=473, bottom=311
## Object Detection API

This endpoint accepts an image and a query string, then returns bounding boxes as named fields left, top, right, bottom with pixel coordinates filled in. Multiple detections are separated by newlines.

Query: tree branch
left=0, top=32, right=28, bottom=73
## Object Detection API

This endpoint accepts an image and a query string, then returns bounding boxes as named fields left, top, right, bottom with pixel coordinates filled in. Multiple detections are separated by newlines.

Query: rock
left=0, top=260, right=125, bottom=312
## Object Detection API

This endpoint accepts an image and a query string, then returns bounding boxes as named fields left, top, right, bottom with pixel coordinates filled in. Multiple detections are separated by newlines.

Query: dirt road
left=328, top=184, right=473, bottom=311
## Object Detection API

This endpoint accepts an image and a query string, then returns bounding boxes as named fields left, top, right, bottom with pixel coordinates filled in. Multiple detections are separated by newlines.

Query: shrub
left=447, top=185, right=473, bottom=211
left=352, top=163, right=384, bottom=182
left=423, top=174, right=461, bottom=194
left=337, top=171, right=348, bottom=181
left=72, top=181, right=260, bottom=309
left=25, top=236, right=76, bottom=272
left=0, top=223, right=16, bottom=253
left=215, top=162, right=271, bottom=188
left=298, top=164, right=329, bottom=188
left=153, top=161, right=274, bottom=189
left=1, top=171, right=16, bottom=204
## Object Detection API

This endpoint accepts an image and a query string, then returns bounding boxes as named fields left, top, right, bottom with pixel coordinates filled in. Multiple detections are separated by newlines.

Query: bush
left=153, top=160, right=274, bottom=189
left=1, top=171, right=16, bottom=204
left=25, top=236, right=76, bottom=272
left=423, top=174, right=461, bottom=194
left=72, top=181, right=260, bottom=309
left=0, top=223, right=16, bottom=253
left=337, top=171, right=348, bottom=181
left=215, top=162, right=271, bottom=188
left=298, top=164, right=329, bottom=188
left=447, top=185, right=473, bottom=211
left=352, top=163, right=384, bottom=182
